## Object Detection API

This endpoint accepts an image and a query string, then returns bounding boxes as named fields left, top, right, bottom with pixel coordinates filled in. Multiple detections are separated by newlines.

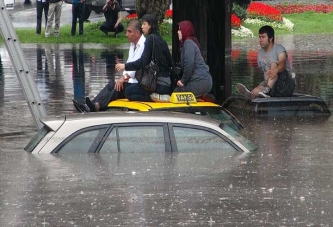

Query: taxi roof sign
left=170, top=92, right=197, bottom=104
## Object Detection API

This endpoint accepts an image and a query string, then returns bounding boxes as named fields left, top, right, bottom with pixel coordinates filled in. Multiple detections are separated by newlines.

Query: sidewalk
left=7, top=1, right=105, bottom=28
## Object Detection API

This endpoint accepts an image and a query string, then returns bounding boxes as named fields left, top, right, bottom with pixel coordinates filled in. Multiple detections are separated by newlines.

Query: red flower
left=275, top=3, right=333, bottom=14
left=165, top=9, right=173, bottom=18
left=247, top=51, right=258, bottom=67
left=231, top=14, right=241, bottom=28
left=126, top=13, right=137, bottom=19
left=231, top=49, right=241, bottom=61
left=247, top=2, right=282, bottom=21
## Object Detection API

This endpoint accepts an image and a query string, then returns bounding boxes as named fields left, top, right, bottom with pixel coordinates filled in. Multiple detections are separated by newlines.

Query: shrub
left=232, top=3, right=248, bottom=20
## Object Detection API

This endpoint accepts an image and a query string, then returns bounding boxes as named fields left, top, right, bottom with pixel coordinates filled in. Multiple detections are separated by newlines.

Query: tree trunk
left=136, top=0, right=170, bottom=23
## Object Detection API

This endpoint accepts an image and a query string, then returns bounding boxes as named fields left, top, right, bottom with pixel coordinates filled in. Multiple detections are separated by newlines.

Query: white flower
left=163, top=18, right=172, bottom=24
left=232, top=26, right=254, bottom=38
left=243, top=17, right=294, bottom=33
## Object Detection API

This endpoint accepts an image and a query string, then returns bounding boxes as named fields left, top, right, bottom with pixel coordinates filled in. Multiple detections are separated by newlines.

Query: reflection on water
left=0, top=37, right=333, bottom=225
left=232, top=34, right=333, bottom=109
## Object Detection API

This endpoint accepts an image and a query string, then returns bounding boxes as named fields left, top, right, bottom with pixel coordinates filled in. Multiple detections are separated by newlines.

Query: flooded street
left=1, top=34, right=333, bottom=226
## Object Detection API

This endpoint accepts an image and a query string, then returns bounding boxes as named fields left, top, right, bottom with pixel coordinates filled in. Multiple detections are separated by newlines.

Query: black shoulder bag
left=138, top=35, right=159, bottom=92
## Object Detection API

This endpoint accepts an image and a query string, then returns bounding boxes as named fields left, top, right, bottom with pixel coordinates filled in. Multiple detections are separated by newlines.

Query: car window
left=151, top=106, right=243, bottom=131
left=172, top=126, right=237, bottom=153
left=99, top=125, right=165, bottom=153
left=24, top=125, right=50, bottom=152
left=56, top=129, right=102, bottom=153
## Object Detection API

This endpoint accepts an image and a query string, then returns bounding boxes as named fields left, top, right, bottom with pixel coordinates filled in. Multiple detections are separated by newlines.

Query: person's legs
left=155, top=84, right=171, bottom=95
left=43, top=2, right=49, bottom=30
left=270, top=70, right=295, bottom=97
left=257, top=62, right=278, bottom=98
left=45, top=3, right=55, bottom=37
left=100, top=22, right=110, bottom=35
left=125, top=83, right=152, bottom=101
left=36, top=1, right=43, bottom=34
left=237, top=83, right=255, bottom=100
left=53, top=1, right=62, bottom=37
left=84, top=82, right=116, bottom=112
left=71, top=3, right=78, bottom=35
left=114, top=23, right=124, bottom=37
left=78, top=3, right=85, bottom=35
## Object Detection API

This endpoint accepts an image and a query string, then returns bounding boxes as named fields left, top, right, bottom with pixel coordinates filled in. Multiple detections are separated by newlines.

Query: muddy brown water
left=1, top=35, right=333, bottom=226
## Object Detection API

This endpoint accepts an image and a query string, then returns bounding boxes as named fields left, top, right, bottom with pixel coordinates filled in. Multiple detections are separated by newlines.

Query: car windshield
left=150, top=106, right=244, bottom=131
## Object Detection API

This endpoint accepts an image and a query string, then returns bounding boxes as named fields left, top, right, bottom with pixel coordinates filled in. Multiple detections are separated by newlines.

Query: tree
left=136, top=0, right=170, bottom=23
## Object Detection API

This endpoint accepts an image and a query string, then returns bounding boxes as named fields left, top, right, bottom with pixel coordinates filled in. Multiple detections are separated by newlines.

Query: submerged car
left=222, top=93, right=331, bottom=118
left=106, top=92, right=244, bottom=131
left=24, top=112, right=257, bottom=154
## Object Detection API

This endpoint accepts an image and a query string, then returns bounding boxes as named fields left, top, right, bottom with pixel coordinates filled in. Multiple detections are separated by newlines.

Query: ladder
left=0, top=1, right=47, bottom=129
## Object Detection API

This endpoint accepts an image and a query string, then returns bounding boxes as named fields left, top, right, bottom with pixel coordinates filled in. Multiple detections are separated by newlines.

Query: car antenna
left=62, top=86, right=75, bottom=102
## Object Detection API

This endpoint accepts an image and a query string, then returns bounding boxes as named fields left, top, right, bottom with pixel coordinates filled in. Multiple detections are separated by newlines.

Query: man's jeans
left=45, top=1, right=62, bottom=37
left=71, top=3, right=85, bottom=35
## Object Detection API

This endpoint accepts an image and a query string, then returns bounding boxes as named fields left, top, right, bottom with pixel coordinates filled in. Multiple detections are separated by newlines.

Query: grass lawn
left=13, top=12, right=333, bottom=44
left=15, top=20, right=172, bottom=45
left=243, top=11, right=333, bottom=36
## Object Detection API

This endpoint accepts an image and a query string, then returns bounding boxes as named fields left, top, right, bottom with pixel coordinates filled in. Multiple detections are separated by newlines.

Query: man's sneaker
left=73, top=100, right=90, bottom=113
left=150, top=93, right=170, bottom=102
left=258, top=91, right=271, bottom=98
left=258, top=86, right=271, bottom=98
left=85, top=97, right=96, bottom=112
left=236, top=83, right=255, bottom=100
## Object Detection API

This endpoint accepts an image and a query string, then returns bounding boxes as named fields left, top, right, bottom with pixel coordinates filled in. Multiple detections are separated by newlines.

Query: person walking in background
left=100, top=0, right=124, bottom=37
left=71, top=0, right=85, bottom=36
left=173, top=20, right=213, bottom=98
left=45, top=0, right=63, bottom=38
left=36, top=0, right=49, bottom=35
left=236, top=25, right=295, bottom=99
left=115, top=13, right=173, bottom=102
left=73, top=19, right=145, bottom=112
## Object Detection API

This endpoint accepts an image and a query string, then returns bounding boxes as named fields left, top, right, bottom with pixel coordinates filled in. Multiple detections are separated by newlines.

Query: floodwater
left=1, top=34, right=333, bottom=226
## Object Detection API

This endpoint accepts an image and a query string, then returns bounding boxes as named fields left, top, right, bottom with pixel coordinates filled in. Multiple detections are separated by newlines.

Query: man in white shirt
left=74, top=19, right=145, bottom=112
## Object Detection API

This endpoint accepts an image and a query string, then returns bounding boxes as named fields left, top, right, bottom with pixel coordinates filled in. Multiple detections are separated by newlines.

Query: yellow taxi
left=106, top=92, right=244, bottom=131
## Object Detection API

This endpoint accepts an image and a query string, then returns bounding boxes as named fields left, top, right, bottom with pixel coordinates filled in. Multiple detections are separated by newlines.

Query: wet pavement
left=1, top=5, right=333, bottom=225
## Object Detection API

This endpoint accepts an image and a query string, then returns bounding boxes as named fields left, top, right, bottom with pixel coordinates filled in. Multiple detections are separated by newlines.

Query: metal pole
left=0, top=0, right=47, bottom=129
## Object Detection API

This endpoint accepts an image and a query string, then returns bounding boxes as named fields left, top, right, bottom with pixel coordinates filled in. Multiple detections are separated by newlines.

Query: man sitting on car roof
left=73, top=19, right=145, bottom=112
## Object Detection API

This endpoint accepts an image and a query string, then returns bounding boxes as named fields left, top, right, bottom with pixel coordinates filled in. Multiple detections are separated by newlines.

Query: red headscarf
left=178, top=20, right=201, bottom=50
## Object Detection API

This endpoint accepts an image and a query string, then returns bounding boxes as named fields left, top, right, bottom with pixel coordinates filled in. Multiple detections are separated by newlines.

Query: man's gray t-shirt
left=257, top=43, right=291, bottom=80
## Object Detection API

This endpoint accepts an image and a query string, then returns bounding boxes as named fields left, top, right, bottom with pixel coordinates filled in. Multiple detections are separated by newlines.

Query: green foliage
left=232, top=3, right=248, bottom=20
left=159, top=21, right=172, bottom=36
left=233, top=0, right=251, bottom=9
left=136, top=0, right=169, bottom=23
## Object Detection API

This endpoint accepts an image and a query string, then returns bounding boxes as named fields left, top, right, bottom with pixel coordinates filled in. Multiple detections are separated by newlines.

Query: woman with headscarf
left=115, top=13, right=173, bottom=101
left=174, top=20, right=212, bottom=98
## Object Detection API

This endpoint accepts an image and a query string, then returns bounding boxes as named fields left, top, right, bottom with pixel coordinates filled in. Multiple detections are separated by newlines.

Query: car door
left=98, top=123, right=171, bottom=153
left=168, top=123, right=242, bottom=153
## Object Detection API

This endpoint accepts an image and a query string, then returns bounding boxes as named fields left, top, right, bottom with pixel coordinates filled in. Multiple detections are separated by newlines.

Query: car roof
left=107, top=99, right=220, bottom=111
left=40, top=111, right=223, bottom=132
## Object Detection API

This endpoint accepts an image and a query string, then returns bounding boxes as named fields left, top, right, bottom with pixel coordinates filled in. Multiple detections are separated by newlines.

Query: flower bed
left=247, top=2, right=283, bottom=22
left=275, top=3, right=333, bottom=14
